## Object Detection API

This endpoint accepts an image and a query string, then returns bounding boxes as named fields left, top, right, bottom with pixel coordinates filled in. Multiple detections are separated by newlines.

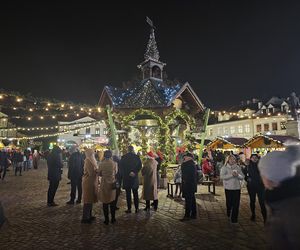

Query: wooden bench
left=167, top=182, right=176, bottom=198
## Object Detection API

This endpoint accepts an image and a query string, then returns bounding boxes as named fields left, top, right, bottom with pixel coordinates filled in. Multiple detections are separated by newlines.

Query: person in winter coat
left=47, top=146, right=63, bottom=206
left=244, top=154, right=267, bottom=223
left=33, top=149, right=40, bottom=169
left=202, top=156, right=214, bottom=179
left=258, top=145, right=300, bottom=250
left=180, top=152, right=198, bottom=221
left=66, top=147, right=84, bottom=205
left=14, top=151, right=23, bottom=176
left=81, top=148, right=98, bottom=224
left=220, top=154, right=244, bottom=224
left=142, top=152, right=158, bottom=211
left=98, top=150, right=117, bottom=225
left=0, top=150, right=10, bottom=181
left=120, top=145, right=142, bottom=213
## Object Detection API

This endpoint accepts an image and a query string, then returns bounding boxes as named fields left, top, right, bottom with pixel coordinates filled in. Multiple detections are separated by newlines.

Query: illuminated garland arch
left=111, top=109, right=172, bottom=157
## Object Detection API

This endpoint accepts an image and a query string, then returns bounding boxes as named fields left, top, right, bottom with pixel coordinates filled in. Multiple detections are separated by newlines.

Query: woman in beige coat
left=142, top=152, right=158, bottom=211
left=98, top=150, right=117, bottom=225
left=81, top=148, right=98, bottom=224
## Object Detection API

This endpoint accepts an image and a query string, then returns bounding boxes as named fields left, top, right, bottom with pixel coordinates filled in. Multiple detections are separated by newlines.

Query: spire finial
left=144, top=17, right=160, bottom=61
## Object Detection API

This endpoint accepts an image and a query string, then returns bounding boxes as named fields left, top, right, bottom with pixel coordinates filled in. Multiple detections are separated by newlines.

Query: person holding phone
left=220, top=154, right=244, bottom=224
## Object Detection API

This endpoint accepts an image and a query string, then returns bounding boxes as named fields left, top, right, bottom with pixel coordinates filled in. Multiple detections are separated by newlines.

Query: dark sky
left=1, top=1, right=300, bottom=109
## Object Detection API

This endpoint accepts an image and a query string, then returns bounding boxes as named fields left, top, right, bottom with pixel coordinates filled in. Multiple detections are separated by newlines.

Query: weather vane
left=146, top=16, right=156, bottom=30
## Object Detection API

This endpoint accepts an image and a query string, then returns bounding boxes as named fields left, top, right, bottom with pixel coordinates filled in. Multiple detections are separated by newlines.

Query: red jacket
left=202, top=159, right=213, bottom=175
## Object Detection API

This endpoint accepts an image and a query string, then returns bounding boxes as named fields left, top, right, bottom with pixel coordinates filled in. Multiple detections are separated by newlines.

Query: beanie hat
left=258, top=145, right=300, bottom=183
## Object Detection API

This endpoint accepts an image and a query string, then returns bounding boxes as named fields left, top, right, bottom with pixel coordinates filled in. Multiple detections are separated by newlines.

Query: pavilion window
left=256, top=124, right=262, bottom=133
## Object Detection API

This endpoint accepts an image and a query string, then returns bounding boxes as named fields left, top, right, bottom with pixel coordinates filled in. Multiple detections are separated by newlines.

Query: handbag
left=112, top=180, right=120, bottom=190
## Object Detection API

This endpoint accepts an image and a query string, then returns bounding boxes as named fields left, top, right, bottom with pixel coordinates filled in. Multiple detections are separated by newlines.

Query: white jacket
left=220, top=164, right=244, bottom=190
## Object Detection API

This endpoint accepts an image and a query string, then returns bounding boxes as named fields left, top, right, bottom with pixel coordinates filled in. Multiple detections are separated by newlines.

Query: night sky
left=1, top=1, right=300, bottom=109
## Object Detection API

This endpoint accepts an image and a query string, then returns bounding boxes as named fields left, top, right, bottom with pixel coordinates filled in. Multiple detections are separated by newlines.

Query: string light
left=16, top=98, right=22, bottom=102
left=29, top=108, right=33, bottom=112
left=70, top=106, right=73, bottom=109
left=40, top=116, right=44, bottom=119
left=47, top=103, right=51, bottom=106
left=0, top=95, right=3, bottom=99
left=52, top=116, right=56, bottom=119
left=61, top=104, right=65, bottom=108
left=27, top=117, right=31, bottom=121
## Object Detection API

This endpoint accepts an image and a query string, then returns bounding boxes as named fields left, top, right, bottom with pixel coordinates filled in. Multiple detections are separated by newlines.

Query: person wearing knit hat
left=258, top=145, right=300, bottom=249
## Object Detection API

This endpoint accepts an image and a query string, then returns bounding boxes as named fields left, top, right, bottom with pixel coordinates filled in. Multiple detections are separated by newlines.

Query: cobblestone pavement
left=0, top=161, right=268, bottom=250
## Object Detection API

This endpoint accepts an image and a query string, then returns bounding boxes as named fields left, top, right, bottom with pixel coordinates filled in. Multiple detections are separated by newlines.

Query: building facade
left=57, top=116, right=108, bottom=148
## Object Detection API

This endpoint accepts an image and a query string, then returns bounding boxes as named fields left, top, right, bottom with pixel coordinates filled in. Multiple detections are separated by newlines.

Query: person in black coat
left=0, top=150, right=9, bottom=180
left=120, top=146, right=142, bottom=213
left=47, top=146, right=63, bottom=206
left=244, top=154, right=267, bottom=223
left=66, top=147, right=84, bottom=205
left=181, top=152, right=198, bottom=221
left=14, top=151, right=24, bottom=176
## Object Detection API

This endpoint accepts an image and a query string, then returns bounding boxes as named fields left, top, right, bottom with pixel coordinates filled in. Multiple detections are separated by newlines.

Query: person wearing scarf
left=81, top=148, right=98, bottom=224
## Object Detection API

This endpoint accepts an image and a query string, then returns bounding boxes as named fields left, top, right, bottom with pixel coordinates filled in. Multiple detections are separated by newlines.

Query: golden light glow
left=61, top=104, right=65, bottom=108
left=27, top=117, right=31, bottom=121
left=70, top=106, right=73, bottom=109
left=80, top=108, right=84, bottom=111
left=16, top=98, right=22, bottom=102
left=40, top=116, right=44, bottom=119
left=13, top=107, right=17, bottom=110
left=29, top=108, right=33, bottom=112
left=52, top=116, right=56, bottom=119
left=45, top=108, right=49, bottom=111
left=0, top=95, right=3, bottom=99
left=64, top=114, right=68, bottom=117
left=47, top=103, right=51, bottom=106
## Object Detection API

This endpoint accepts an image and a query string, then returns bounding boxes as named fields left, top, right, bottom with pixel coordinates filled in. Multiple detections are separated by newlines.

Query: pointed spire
left=144, top=28, right=160, bottom=61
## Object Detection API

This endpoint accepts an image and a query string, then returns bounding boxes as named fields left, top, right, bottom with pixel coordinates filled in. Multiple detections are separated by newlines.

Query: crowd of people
left=2, top=143, right=299, bottom=248
left=0, top=148, right=41, bottom=181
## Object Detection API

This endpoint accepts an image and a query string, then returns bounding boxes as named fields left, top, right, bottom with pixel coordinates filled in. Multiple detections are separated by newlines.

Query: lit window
left=86, top=128, right=91, bottom=134
left=280, top=121, right=286, bottom=130
left=103, top=128, right=107, bottom=135
left=95, top=128, right=100, bottom=135
left=245, top=124, right=250, bottom=133
left=238, top=125, right=243, bottom=133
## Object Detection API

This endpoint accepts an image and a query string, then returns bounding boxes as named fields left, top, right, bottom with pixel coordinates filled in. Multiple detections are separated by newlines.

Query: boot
left=103, top=204, right=109, bottom=225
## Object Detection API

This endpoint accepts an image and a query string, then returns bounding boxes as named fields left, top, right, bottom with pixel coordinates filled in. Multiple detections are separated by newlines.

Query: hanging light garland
left=0, top=121, right=102, bottom=140
left=0, top=120, right=102, bottom=132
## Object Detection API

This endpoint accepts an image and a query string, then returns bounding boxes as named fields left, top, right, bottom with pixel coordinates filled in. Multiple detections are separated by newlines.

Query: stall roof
left=244, top=134, right=300, bottom=148
left=207, top=137, right=248, bottom=149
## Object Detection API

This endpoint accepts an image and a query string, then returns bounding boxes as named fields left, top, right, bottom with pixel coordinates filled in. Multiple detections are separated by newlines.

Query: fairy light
left=52, top=116, right=56, bottom=119
left=61, top=104, right=65, bottom=108
left=64, top=114, right=68, bottom=117
left=80, top=108, right=84, bottom=111
left=76, top=113, right=80, bottom=117
left=47, top=103, right=51, bottom=106
left=29, top=108, right=33, bottom=112
left=70, top=106, right=73, bottom=110
left=16, top=98, right=22, bottom=102
left=40, top=116, right=44, bottom=119
left=13, top=107, right=17, bottom=110
left=89, top=108, right=92, bottom=112
left=45, top=108, right=49, bottom=111
left=0, top=95, right=3, bottom=99
left=27, top=117, right=31, bottom=121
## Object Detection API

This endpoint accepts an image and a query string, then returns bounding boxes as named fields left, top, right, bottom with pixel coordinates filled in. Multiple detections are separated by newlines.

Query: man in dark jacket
left=120, top=146, right=142, bottom=213
left=0, top=150, right=9, bottom=180
left=47, top=146, right=63, bottom=206
left=181, top=152, right=198, bottom=221
left=66, top=147, right=84, bottom=205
